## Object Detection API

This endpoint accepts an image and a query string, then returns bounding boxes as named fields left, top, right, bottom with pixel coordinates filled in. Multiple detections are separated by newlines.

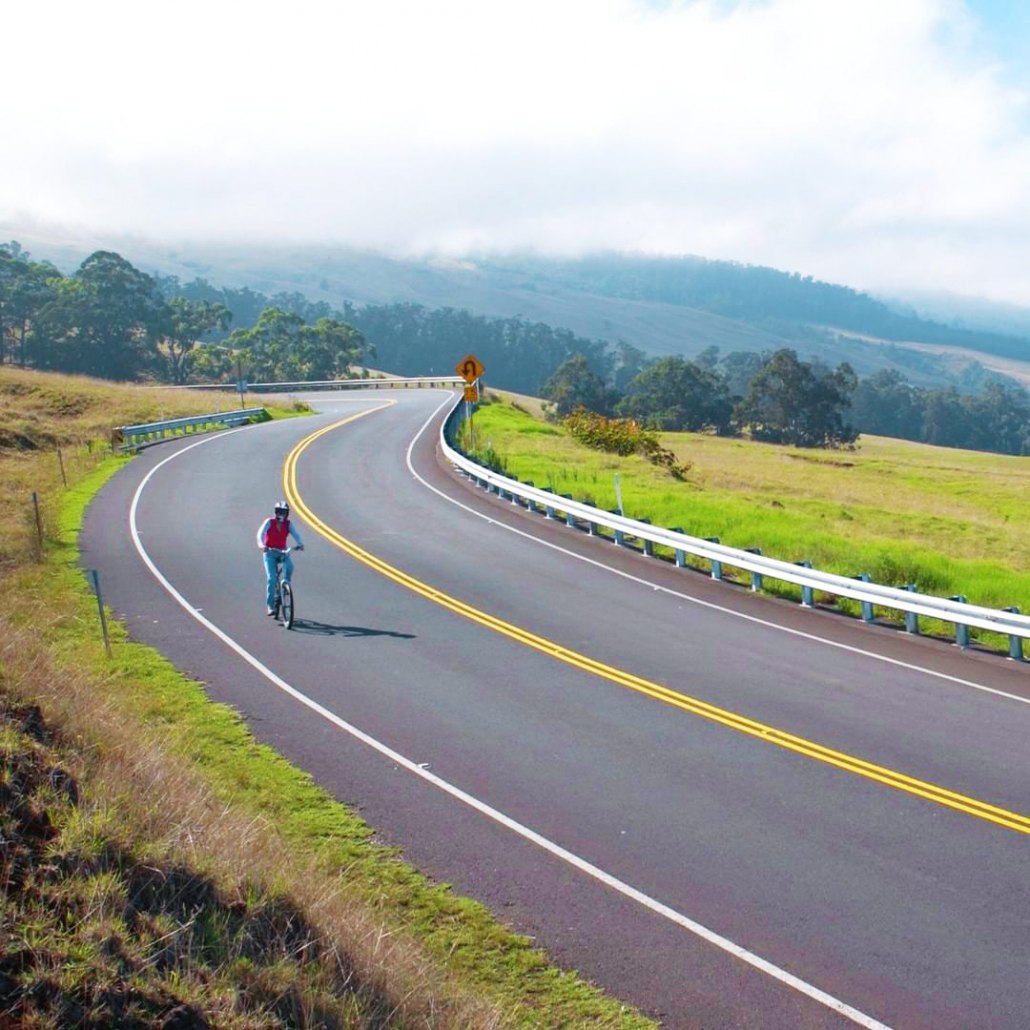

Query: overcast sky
left=4, top=0, right=1030, bottom=306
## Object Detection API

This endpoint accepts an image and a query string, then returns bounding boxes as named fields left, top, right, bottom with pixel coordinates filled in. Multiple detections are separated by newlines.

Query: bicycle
left=267, top=547, right=299, bottom=629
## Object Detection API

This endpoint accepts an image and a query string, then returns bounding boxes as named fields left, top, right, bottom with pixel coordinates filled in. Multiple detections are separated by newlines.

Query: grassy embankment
left=0, top=367, right=652, bottom=1028
left=479, top=391, right=1030, bottom=652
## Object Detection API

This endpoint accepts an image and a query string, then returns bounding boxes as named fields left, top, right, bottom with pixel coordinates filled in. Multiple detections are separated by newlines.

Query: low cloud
left=4, top=0, right=1029, bottom=303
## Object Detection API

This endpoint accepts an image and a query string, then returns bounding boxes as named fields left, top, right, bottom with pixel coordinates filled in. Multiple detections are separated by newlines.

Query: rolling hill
left=7, top=222, right=1030, bottom=390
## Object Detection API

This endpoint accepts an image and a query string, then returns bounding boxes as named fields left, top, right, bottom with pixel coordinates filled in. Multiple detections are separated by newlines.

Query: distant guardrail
left=113, top=408, right=268, bottom=451
left=163, top=376, right=465, bottom=392
left=441, top=397, right=1030, bottom=660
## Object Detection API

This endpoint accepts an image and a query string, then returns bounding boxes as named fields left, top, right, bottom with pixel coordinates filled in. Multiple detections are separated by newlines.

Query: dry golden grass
left=1, top=367, right=267, bottom=570
left=1, top=593, right=501, bottom=1028
left=0, top=367, right=497, bottom=1027
left=1, top=367, right=653, bottom=1029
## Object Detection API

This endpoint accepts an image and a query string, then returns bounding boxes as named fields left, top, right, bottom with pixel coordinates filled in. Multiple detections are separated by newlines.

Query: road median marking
left=286, top=415, right=1030, bottom=838
left=130, top=409, right=891, bottom=1027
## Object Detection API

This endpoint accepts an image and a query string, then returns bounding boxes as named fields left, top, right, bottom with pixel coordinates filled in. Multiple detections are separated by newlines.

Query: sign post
left=455, top=354, right=485, bottom=453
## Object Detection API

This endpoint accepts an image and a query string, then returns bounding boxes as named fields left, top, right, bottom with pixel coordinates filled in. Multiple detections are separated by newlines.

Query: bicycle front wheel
left=280, top=581, right=294, bottom=629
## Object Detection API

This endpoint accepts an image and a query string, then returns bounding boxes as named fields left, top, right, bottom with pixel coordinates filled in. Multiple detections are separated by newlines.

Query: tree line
left=541, top=348, right=1030, bottom=454
left=4, top=242, right=1028, bottom=455
left=0, top=246, right=367, bottom=384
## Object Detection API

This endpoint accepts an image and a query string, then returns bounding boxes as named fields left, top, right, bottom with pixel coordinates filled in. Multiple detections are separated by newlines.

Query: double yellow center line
left=285, top=410, right=1030, bottom=837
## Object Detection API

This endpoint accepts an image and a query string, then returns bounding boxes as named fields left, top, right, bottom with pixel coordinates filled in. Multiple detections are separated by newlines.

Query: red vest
left=264, top=517, right=290, bottom=550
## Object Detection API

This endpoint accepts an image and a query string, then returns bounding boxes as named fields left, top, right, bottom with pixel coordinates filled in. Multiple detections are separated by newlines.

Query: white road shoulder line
left=408, top=394, right=1030, bottom=708
left=125, top=422, right=889, bottom=1030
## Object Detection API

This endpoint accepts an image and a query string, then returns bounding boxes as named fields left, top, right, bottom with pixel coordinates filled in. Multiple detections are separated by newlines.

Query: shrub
left=562, top=407, right=692, bottom=480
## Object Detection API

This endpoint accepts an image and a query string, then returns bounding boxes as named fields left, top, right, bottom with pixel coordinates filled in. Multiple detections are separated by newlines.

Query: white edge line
left=123, top=412, right=890, bottom=1030
left=409, top=392, right=1030, bottom=709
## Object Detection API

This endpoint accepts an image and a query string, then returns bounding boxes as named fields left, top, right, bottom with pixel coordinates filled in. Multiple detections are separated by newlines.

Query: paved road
left=82, top=390, right=1030, bottom=1029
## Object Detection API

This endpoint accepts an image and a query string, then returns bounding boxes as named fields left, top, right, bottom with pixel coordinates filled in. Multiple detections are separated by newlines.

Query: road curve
left=81, top=389, right=1030, bottom=1029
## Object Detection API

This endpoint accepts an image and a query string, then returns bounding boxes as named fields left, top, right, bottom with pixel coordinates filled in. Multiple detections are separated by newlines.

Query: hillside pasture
left=469, top=396, right=1030, bottom=646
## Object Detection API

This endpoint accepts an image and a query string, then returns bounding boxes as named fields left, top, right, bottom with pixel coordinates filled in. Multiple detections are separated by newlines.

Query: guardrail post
left=904, top=584, right=920, bottom=634
left=562, top=495, right=576, bottom=527
left=609, top=510, right=626, bottom=546
left=638, top=517, right=654, bottom=556
left=796, top=561, right=814, bottom=606
left=949, top=595, right=970, bottom=648
left=670, top=528, right=687, bottom=567
left=1002, top=607, right=1023, bottom=661
left=855, top=573, right=874, bottom=622
left=584, top=500, right=599, bottom=535
left=745, top=548, right=763, bottom=590
left=524, top=482, right=537, bottom=513
left=705, top=538, right=723, bottom=580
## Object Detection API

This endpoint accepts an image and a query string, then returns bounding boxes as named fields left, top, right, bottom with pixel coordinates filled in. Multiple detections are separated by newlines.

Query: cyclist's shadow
left=290, top=618, right=416, bottom=639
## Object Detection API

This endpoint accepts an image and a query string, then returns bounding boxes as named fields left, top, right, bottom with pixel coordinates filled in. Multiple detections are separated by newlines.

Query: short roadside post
left=31, top=491, right=44, bottom=559
left=88, top=569, right=112, bottom=658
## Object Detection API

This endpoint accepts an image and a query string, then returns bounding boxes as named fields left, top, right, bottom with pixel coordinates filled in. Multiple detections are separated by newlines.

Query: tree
left=849, top=368, right=924, bottom=440
left=960, top=381, right=1030, bottom=454
left=735, top=349, right=857, bottom=447
left=155, top=297, right=232, bottom=384
left=921, top=388, right=970, bottom=448
left=33, top=251, right=164, bottom=379
left=616, top=355, right=733, bottom=433
left=540, top=353, right=614, bottom=418
left=295, top=317, right=368, bottom=379
left=0, top=245, right=59, bottom=367
left=198, top=307, right=367, bottom=384
left=611, top=340, right=652, bottom=392
left=719, top=350, right=768, bottom=401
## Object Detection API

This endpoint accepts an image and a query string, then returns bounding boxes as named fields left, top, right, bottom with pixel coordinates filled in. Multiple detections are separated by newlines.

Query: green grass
left=469, top=396, right=1030, bottom=650
left=33, top=520, right=652, bottom=1024
left=1, top=367, right=654, bottom=1028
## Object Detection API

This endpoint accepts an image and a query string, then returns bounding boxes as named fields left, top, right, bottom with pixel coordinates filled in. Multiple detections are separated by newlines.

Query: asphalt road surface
left=81, top=389, right=1030, bottom=1029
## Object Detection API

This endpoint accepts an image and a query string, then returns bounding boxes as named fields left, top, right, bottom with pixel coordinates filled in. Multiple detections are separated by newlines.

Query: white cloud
left=4, top=0, right=1030, bottom=304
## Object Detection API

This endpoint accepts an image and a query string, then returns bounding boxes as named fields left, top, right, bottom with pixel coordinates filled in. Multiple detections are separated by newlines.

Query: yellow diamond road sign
left=457, top=354, right=485, bottom=382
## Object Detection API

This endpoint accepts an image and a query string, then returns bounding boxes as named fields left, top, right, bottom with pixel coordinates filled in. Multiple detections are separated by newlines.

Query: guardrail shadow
left=289, top=618, right=416, bottom=639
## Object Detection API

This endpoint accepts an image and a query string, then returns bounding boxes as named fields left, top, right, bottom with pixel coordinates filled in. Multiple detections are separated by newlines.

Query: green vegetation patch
left=468, top=395, right=1030, bottom=650
left=1, top=368, right=653, bottom=1029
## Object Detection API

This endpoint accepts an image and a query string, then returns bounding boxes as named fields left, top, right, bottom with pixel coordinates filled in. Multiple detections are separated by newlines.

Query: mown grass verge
left=1, top=368, right=653, bottom=1028
left=481, top=391, right=1030, bottom=653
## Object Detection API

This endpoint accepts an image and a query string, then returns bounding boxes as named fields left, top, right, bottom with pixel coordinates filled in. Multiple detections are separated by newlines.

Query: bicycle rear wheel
left=280, top=581, right=294, bottom=629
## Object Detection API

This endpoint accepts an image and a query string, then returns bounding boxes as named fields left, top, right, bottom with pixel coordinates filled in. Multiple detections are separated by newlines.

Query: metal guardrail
left=441, top=397, right=1030, bottom=659
left=113, top=408, right=268, bottom=450
left=164, top=376, right=464, bottom=392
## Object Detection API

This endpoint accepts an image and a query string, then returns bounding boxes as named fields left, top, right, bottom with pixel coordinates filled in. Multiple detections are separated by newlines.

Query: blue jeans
left=264, top=550, right=293, bottom=608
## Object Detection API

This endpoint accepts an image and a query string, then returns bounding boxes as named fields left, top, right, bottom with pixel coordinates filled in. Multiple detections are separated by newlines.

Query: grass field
left=482, top=391, right=1030, bottom=648
left=0, top=368, right=652, bottom=1028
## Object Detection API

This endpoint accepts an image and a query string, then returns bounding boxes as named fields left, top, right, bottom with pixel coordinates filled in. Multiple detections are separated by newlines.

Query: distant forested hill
left=7, top=225, right=1030, bottom=389
left=474, top=253, right=1030, bottom=361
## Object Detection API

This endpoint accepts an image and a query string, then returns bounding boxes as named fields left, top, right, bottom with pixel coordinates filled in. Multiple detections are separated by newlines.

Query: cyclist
left=257, top=500, right=304, bottom=615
